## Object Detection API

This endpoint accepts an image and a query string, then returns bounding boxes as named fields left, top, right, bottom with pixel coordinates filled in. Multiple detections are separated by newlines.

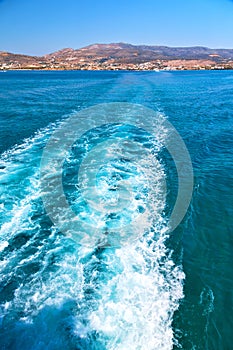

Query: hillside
left=1, top=43, right=233, bottom=70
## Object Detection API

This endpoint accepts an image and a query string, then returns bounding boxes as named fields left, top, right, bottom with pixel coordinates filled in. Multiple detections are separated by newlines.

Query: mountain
left=1, top=43, right=233, bottom=70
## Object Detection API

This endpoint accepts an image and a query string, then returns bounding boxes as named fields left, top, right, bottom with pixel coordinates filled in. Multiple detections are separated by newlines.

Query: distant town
left=1, top=43, right=233, bottom=71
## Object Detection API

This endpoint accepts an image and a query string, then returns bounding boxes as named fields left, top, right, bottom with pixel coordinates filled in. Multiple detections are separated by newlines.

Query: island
left=1, top=43, right=233, bottom=71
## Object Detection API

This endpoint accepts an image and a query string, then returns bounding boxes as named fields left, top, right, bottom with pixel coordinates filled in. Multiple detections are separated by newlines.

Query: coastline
left=1, top=67, right=233, bottom=72
left=1, top=43, right=233, bottom=72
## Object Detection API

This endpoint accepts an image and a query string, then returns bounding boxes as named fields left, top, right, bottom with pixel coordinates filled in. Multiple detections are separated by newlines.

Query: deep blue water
left=0, top=70, right=232, bottom=349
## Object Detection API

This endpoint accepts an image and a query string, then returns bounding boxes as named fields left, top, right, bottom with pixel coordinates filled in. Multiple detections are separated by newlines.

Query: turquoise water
left=0, top=70, right=232, bottom=349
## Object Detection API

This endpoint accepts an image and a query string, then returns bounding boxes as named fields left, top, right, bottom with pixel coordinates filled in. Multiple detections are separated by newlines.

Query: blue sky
left=0, top=0, right=233, bottom=55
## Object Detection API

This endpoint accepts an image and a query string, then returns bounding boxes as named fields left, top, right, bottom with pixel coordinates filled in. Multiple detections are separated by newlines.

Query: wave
left=0, top=109, right=185, bottom=349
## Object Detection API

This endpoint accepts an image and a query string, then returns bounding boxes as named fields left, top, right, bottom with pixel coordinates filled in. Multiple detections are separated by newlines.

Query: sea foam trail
left=87, top=235, right=184, bottom=350
left=0, top=111, right=185, bottom=350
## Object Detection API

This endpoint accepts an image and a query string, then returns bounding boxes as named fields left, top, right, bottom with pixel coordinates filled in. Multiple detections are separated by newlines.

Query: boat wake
left=0, top=109, right=185, bottom=350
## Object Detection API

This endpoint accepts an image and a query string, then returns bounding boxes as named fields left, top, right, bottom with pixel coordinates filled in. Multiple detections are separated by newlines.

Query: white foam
left=87, top=229, right=184, bottom=350
left=0, top=241, right=8, bottom=252
left=0, top=110, right=185, bottom=349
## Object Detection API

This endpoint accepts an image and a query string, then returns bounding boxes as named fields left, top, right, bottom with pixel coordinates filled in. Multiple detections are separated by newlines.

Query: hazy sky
left=1, top=0, right=233, bottom=55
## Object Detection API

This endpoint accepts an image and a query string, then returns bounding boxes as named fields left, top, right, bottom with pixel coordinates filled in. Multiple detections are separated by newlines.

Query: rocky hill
left=1, top=43, right=233, bottom=70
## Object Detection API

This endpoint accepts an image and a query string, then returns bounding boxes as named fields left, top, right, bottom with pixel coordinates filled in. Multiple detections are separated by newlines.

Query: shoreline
left=1, top=67, right=233, bottom=72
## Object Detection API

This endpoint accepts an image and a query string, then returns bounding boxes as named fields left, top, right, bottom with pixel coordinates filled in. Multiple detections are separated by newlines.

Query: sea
left=0, top=70, right=232, bottom=350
